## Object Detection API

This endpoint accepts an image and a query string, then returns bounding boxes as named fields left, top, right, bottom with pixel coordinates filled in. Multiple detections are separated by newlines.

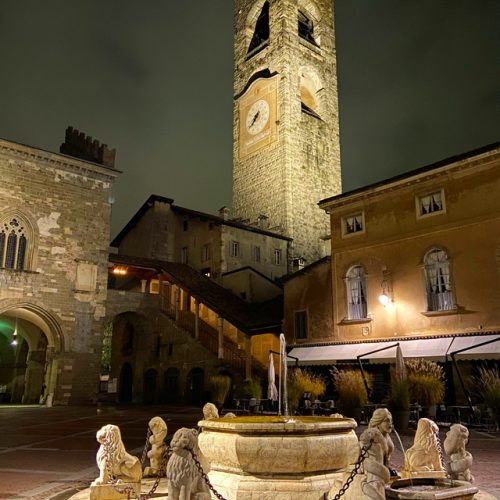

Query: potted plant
left=209, top=375, right=232, bottom=411
left=406, top=359, right=445, bottom=417
left=474, top=366, right=500, bottom=431
left=331, top=368, right=371, bottom=422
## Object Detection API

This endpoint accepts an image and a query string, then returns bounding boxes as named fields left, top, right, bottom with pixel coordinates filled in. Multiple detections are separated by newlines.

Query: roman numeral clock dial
left=238, top=76, right=278, bottom=159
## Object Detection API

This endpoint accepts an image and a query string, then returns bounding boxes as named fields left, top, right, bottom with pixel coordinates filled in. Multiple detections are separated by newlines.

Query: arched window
left=247, top=1, right=269, bottom=57
left=0, top=217, right=30, bottom=270
left=346, top=266, right=367, bottom=319
left=423, top=248, right=455, bottom=311
left=300, top=67, right=322, bottom=118
left=298, top=0, right=320, bottom=47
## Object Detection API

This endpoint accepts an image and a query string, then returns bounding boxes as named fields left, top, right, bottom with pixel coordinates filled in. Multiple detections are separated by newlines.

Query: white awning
left=288, top=334, right=500, bottom=366
left=448, top=334, right=500, bottom=360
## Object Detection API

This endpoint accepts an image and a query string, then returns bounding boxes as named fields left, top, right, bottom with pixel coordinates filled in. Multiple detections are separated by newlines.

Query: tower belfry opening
left=247, top=1, right=270, bottom=56
left=298, top=10, right=318, bottom=46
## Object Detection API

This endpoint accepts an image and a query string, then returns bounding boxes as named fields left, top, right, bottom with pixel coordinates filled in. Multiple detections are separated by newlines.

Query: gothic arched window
left=423, top=248, right=455, bottom=311
left=346, top=266, right=368, bottom=320
left=0, top=218, right=29, bottom=270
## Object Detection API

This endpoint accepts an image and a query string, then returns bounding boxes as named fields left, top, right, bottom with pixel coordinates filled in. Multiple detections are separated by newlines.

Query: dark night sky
left=1, top=1, right=499, bottom=237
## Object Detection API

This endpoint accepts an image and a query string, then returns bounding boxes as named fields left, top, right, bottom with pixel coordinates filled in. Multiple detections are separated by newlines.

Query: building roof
left=319, top=140, right=500, bottom=209
left=280, top=256, right=330, bottom=284
left=111, top=194, right=291, bottom=247
left=109, top=253, right=283, bottom=334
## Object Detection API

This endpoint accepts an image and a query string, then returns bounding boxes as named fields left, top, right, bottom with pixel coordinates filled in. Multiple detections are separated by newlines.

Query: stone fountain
left=198, top=415, right=360, bottom=500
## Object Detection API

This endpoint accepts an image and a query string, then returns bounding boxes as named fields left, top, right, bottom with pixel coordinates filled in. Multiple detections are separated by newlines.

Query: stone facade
left=0, top=138, right=117, bottom=405
left=320, top=144, right=500, bottom=342
left=113, top=196, right=290, bottom=285
left=232, top=0, right=341, bottom=265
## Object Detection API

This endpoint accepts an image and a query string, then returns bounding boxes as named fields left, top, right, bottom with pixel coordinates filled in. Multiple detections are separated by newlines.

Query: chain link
left=102, top=438, right=136, bottom=499
left=139, top=446, right=172, bottom=500
left=189, top=449, right=228, bottom=500
left=328, top=439, right=373, bottom=500
left=140, top=427, right=153, bottom=467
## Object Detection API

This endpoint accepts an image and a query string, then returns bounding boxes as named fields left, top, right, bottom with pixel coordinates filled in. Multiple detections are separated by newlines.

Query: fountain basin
left=198, top=416, right=359, bottom=499
left=386, top=478, right=479, bottom=500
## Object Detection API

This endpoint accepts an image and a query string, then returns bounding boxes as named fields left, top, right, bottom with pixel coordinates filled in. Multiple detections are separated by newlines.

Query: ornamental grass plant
left=474, top=366, right=500, bottom=430
left=209, top=375, right=232, bottom=408
left=287, top=368, right=326, bottom=413
left=405, top=359, right=445, bottom=407
left=330, top=368, right=371, bottom=411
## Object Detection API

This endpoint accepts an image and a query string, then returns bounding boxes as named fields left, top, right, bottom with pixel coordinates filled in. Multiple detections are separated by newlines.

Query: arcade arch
left=0, top=302, right=63, bottom=404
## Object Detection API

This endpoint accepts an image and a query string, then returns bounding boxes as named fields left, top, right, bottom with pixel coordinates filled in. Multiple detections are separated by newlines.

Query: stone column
left=194, top=300, right=200, bottom=340
left=175, top=286, right=180, bottom=322
left=140, top=279, right=147, bottom=293
left=244, top=335, right=252, bottom=380
left=218, top=317, right=224, bottom=360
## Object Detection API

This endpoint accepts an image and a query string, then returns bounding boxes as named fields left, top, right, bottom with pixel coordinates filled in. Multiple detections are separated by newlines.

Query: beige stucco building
left=0, top=130, right=118, bottom=405
left=286, top=143, right=500, bottom=390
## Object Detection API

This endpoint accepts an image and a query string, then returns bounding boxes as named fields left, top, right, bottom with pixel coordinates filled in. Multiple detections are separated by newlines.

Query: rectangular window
left=202, top=244, right=211, bottom=262
left=181, top=247, right=188, bottom=264
left=230, top=240, right=240, bottom=257
left=273, top=248, right=282, bottom=265
left=252, top=245, right=261, bottom=263
left=294, top=311, right=308, bottom=340
left=342, top=212, right=364, bottom=237
left=417, top=190, right=445, bottom=218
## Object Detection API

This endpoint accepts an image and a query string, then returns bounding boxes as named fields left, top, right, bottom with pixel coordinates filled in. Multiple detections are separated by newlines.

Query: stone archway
left=0, top=302, right=63, bottom=405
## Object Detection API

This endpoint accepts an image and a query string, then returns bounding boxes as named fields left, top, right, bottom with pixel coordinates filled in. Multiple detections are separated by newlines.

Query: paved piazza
left=0, top=405, right=498, bottom=499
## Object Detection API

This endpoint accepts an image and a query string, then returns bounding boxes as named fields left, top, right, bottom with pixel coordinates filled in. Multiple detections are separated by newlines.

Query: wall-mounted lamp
left=11, top=316, right=18, bottom=346
left=378, top=268, right=393, bottom=307
left=112, top=266, right=128, bottom=275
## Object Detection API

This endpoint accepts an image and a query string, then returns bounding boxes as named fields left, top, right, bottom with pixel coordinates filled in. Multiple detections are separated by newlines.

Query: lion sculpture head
left=444, top=423, right=468, bottom=456
left=202, top=402, right=219, bottom=420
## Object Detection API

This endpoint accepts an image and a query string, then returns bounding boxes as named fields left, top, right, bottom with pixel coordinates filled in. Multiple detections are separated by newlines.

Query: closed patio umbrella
left=268, top=352, right=278, bottom=402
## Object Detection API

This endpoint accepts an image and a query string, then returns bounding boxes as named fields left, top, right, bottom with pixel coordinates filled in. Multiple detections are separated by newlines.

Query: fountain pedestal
left=198, top=416, right=359, bottom=500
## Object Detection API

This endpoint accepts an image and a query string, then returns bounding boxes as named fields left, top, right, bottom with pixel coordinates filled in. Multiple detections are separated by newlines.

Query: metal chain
left=139, top=445, right=172, bottom=500
left=140, top=427, right=153, bottom=467
left=102, top=438, right=136, bottom=499
left=189, top=449, right=228, bottom=500
left=329, top=439, right=373, bottom=500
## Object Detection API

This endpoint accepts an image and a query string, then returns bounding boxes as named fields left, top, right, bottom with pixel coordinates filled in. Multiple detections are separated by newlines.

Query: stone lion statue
left=92, top=424, right=142, bottom=489
left=223, top=412, right=236, bottom=418
left=444, top=423, right=474, bottom=482
left=202, top=402, right=219, bottom=420
left=360, top=428, right=391, bottom=500
left=166, top=427, right=211, bottom=500
left=144, top=416, right=168, bottom=477
left=404, top=418, right=444, bottom=474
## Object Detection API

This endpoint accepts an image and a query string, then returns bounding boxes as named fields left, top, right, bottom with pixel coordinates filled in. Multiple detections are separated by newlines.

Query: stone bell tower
left=232, top=0, right=341, bottom=266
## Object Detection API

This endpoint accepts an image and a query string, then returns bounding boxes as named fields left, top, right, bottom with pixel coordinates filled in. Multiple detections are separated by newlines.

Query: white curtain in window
left=346, top=266, right=367, bottom=319
left=424, top=249, right=454, bottom=311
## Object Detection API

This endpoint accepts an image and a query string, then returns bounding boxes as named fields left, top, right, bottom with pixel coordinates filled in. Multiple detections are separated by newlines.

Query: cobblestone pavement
left=0, top=404, right=203, bottom=499
left=0, top=406, right=499, bottom=499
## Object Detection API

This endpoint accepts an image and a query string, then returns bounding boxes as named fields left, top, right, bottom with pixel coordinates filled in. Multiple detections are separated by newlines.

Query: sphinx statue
left=360, top=428, right=391, bottom=500
left=368, top=408, right=395, bottom=473
left=202, top=402, right=219, bottom=420
left=444, top=423, right=474, bottom=482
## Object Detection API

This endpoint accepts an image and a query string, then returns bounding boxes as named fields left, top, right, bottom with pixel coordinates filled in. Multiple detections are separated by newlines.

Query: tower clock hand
left=250, top=110, right=260, bottom=128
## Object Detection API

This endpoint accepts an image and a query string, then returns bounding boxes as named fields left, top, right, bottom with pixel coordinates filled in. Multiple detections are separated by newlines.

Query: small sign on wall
left=75, top=262, right=97, bottom=292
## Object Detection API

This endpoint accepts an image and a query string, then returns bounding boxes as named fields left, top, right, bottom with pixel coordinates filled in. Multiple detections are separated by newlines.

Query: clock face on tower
left=238, top=76, right=278, bottom=159
left=245, top=99, right=270, bottom=135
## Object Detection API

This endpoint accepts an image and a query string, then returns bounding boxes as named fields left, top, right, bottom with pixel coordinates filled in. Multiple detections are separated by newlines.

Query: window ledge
left=299, top=37, right=321, bottom=55
left=421, top=309, right=458, bottom=317
left=340, top=317, right=372, bottom=325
